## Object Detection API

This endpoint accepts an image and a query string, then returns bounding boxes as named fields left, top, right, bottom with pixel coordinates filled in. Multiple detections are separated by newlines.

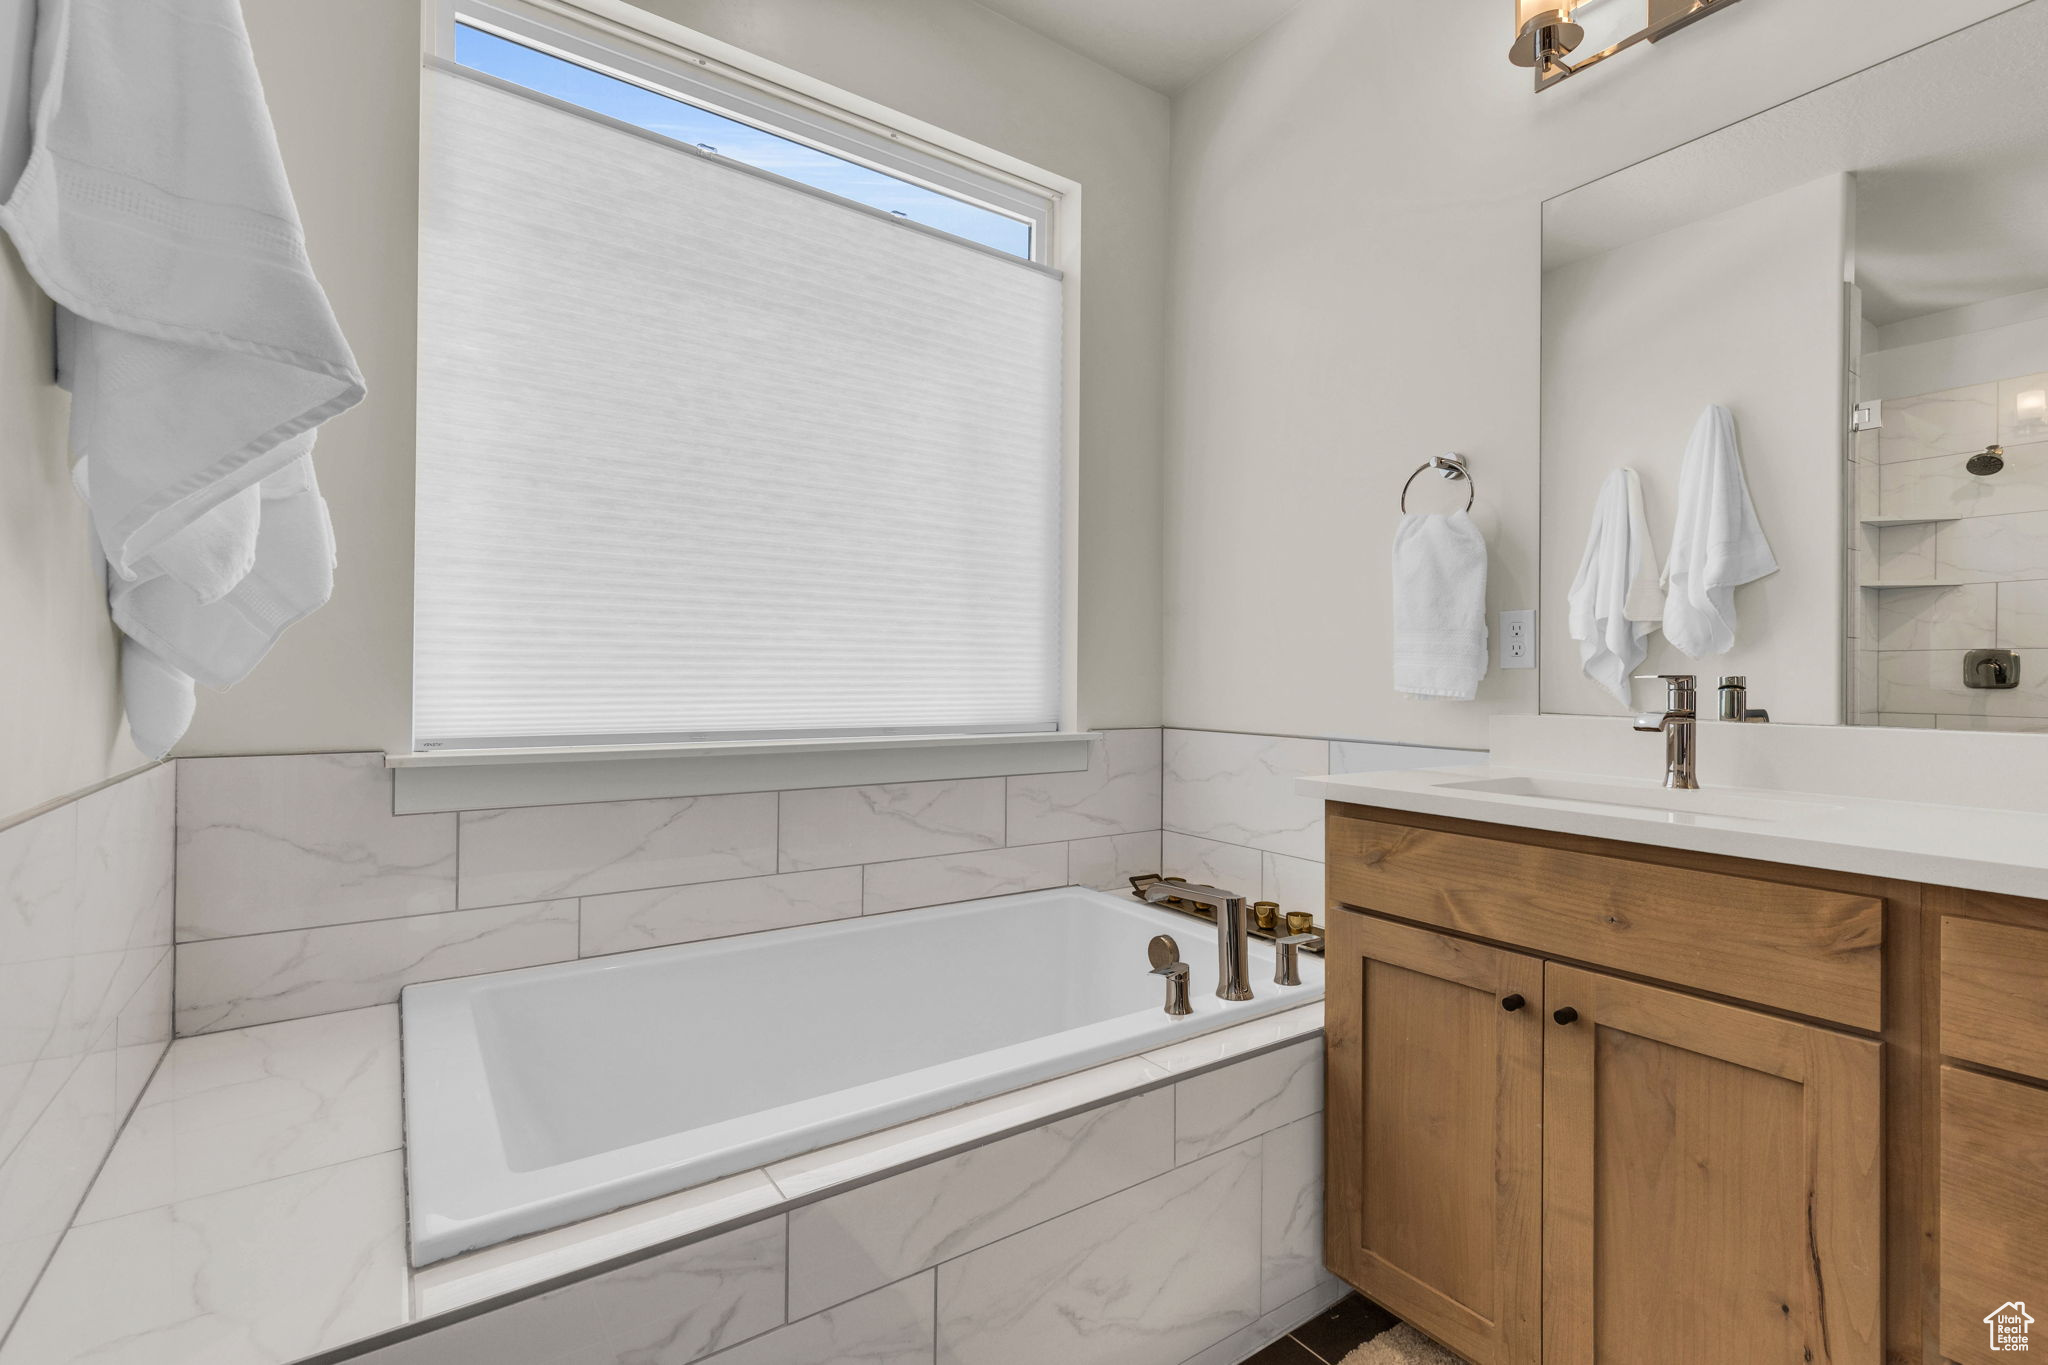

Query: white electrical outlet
left=1500, top=609, right=1535, bottom=668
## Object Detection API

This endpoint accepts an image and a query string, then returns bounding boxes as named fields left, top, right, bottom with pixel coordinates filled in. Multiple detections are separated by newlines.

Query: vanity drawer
left=1326, top=811, right=1884, bottom=1030
left=1942, top=913, right=2048, bottom=1082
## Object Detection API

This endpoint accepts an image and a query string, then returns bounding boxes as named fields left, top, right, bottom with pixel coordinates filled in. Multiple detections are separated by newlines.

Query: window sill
left=387, top=731, right=1099, bottom=813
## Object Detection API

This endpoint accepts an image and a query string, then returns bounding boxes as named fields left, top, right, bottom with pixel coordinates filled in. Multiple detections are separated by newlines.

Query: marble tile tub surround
left=0, top=999, right=1334, bottom=1365
left=1161, top=730, right=1485, bottom=924
left=385, top=1033, right=1336, bottom=1365
left=174, top=728, right=1487, bottom=1034
left=172, top=730, right=1164, bottom=1034
left=0, top=762, right=175, bottom=1342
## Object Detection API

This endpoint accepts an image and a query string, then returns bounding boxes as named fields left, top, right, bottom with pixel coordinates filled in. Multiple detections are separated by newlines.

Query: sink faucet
left=1632, top=673, right=1699, bottom=790
left=1140, top=880, right=1254, bottom=1001
left=1716, top=675, right=1769, bottom=722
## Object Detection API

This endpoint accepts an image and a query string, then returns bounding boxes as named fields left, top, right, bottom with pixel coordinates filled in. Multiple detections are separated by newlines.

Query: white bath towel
left=1392, top=511, right=1489, bottom=701
left=0, top=0, right=364, bottom=754
left=1661, top=405, right=1776, bottom=659
left=1567, top=468, right=1663, bottom=706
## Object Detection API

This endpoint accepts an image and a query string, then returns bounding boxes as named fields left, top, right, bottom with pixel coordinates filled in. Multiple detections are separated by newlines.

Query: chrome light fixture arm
left=1510, top=0, right=1743, bottom=91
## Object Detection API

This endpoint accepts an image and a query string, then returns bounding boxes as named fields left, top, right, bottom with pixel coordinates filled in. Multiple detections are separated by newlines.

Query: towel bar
left=1400, top=453, right=1474, bottom=513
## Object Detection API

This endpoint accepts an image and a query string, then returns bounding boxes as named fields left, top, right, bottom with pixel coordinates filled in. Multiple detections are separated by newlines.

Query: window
left=414, top=5, right=1066, bottom=751
left=450, top=24, right=1036, bottom=259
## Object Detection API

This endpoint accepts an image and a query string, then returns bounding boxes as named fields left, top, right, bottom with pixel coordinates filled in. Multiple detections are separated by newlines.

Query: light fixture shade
left=1516, top=0, right=1568, bottom=28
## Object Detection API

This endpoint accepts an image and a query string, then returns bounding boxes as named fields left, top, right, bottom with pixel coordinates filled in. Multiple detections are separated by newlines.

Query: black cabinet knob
left=1553, top=1006, right=1579, bottom=1025
left=1500, top=994, right=1526, bottom=1012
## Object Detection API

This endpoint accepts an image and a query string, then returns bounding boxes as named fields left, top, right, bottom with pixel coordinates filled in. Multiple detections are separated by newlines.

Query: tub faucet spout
left=1141, top=880, right=1254, bottom=1001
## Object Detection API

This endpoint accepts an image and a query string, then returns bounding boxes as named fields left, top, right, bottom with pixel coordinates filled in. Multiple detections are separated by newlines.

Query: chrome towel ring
left=1400, top=453, right=1474, bottom=513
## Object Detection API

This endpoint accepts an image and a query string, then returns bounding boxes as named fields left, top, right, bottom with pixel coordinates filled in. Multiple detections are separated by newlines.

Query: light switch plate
left=1500, top=610, right=1535, bottom=668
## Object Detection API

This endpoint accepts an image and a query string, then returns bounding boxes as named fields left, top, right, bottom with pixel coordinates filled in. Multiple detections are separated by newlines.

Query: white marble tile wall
left=1864, top=373, right=2048, bottom=728
left=1160, top=730, right=1484, bottom=925
left=1876, top=382, right=1996, bottom=464
left=171, top=732, right=1164, bottom=1034
left=0, top=764, right=174, bottom=1341
left=172, top=729, right=1484, bottom=1034
left=786, top=1089, right=1175, bottom=1318
left=939, top=1142, right=1264, bottom=1365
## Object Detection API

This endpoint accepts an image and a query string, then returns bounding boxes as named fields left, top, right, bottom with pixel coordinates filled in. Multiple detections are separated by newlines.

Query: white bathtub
left=402, top=886, right=1323, bottom=1263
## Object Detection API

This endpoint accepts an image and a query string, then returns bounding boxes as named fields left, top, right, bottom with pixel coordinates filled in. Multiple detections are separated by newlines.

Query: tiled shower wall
left=172, top=731, right=1165, bottom=1034
left=0, top=765, right=175, bottom=1336
left=1855, top=373, right=2048, bottom=729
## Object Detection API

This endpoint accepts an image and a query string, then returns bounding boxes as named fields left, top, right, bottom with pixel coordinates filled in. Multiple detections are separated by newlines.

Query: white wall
left=0, top=0, right=422, bottom=816
left=0, top=0, right=146, bottom=821
left=1865, top=287, right=2048, bottom=401
left=169, top=0, right=1169, bottom=760
left=1539, top=174, right=1849, bottom=722
left=1164, top=0, right=2027, bottom=746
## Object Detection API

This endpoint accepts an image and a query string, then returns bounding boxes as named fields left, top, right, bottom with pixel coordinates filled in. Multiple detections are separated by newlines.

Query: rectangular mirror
left=1540, top=2, right=2048, bottom=735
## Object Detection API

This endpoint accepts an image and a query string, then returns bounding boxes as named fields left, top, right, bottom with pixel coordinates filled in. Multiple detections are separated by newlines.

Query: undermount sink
left=1439, top=774, right=1837, bottom=824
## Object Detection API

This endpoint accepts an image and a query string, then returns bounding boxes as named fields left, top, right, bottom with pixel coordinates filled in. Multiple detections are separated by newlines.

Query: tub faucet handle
left=1274, top=932, right=1322, bottom=987
left=1147, top=935, right=1192, bottom=1017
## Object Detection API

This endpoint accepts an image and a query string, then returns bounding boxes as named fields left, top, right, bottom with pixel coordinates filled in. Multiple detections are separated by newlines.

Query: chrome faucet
left=1274, top=932, right=1322, bottom=987
left=1147, top=935, right=1193, bottom=1016
left=1632, top=673, right=1699, bottom=790
left=1717, top=675, right=1770, bottom=722
left=1141, top=880, right=1254, bottom=1001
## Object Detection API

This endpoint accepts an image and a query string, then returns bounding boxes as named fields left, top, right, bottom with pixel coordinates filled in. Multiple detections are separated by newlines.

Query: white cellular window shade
left=415, top=68, right=1064, bottom=749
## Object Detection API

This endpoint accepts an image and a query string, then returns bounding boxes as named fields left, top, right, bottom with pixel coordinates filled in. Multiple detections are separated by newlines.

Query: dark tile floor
left=1243, top=1293, right=1402, bottom=1365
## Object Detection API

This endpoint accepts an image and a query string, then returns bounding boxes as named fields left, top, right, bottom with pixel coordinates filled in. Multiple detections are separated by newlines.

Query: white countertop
left=1298, top=763, right=2048, bottom=899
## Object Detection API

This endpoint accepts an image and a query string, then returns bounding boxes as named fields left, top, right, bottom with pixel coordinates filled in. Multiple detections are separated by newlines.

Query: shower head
left=1967, top=445, right=2006, bottom=476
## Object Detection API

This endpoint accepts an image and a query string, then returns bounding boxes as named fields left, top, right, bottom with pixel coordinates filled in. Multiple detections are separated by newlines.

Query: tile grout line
left=173, top=896, right=575, bottom=946
left=0, top=1033, right=176, bottom=1354
left=170, top=759, right=181, bottom=1045
left=2, top=764, right=181, bottom=1348
left=1291, top=1333, right=1341, bottom=1364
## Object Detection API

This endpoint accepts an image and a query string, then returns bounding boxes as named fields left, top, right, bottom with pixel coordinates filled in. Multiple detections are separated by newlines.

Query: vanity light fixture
left=1510, top=0, right=1742, bottom=91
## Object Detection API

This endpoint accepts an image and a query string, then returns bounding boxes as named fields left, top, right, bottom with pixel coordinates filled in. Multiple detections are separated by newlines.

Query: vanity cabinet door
left=1541, top=964, right=1883, bottom=1365
left=1324, top=912, right=1543, bottom=1365
left=1940, top=1065, right=2048, bottom=1364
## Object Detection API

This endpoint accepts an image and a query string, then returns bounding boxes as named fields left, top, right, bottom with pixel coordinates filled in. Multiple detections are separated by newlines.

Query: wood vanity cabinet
left=1537, top=962, right=1881, bottom=1365
left=1932, top=890, right=2048, bottom=1365
left=1322, top=914, right=1543, bottom=1364
left=1321, top=804, right=2048, bottom=1365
